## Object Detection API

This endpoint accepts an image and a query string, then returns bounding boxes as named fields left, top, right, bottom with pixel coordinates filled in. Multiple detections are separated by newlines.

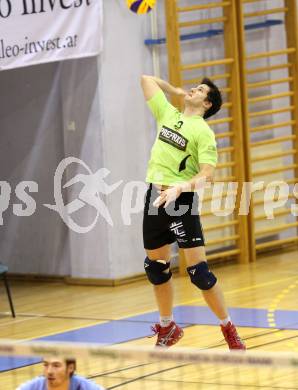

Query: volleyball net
left=0, top=339, right=298, bottom=389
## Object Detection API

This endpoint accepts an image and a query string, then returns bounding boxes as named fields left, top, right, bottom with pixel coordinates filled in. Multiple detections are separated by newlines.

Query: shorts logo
left=169, top=221, right=186, bottom=237
left=177, top=238, right=188, bottom=243
left=159, top=126, right=188, bottom=151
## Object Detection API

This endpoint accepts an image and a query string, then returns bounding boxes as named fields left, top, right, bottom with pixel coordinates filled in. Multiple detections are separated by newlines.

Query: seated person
left=17, top=357, right=105, bottom=390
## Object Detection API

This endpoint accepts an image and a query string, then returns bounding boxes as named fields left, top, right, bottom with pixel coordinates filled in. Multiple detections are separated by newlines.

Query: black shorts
left=143, top=184, right=205, bottom=250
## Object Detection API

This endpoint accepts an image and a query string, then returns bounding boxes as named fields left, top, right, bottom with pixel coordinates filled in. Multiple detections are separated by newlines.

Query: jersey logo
left=159, top=126, right=188, bottom=151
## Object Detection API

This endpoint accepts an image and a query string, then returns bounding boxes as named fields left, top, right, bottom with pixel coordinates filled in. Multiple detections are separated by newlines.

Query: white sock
left=160, top=316, right=173, bottom=327
left=220, top=316, right=231, bottom=326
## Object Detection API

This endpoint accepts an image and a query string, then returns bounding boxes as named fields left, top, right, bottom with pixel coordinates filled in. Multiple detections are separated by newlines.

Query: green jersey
left=146, top=90, right=217, bottom=186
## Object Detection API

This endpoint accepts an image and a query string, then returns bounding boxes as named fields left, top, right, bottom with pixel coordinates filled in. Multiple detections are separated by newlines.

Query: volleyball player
left=141, top=75, right=246, bottom=350
left=17, top=358, right=104, bottom=390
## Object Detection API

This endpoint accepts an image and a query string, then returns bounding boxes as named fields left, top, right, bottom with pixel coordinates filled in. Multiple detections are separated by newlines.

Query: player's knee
left=187, top=261, right=217, bottom=290
left=144, top=257, right=172, bottom=285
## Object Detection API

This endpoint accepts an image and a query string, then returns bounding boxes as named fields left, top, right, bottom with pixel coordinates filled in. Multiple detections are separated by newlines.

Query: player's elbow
left=205, top=173, right=214, bottom=183
left=201, top=167, right=215, bottom=183
left=141, top=75, right=151, bottom=84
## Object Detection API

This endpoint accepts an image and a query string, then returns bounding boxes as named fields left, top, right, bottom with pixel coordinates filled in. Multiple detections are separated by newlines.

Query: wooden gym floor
left=0, top=248, right=297, bottom=389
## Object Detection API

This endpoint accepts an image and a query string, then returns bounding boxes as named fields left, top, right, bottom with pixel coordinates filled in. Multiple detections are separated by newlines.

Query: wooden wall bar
left=164, top=0, right=249, bottom=272
left=236, top=0, right=298, bottom=260
left=164, top=1, right=298, bottom=271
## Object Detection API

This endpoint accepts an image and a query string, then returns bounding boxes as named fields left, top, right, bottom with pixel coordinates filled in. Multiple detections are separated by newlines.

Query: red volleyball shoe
left=221, top=322, right=246, bottom=350
left=150, top=321, right=184, bottom=347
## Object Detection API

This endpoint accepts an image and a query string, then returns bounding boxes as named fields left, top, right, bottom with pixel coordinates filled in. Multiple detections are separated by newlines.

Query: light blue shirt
left=17, top=375, right=105, bottom=390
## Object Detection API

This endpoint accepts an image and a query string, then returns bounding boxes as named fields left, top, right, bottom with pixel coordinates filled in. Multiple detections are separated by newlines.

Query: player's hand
left=175, top=88, right=187, bottom=97
left=153, top=186, right=183, bottom=208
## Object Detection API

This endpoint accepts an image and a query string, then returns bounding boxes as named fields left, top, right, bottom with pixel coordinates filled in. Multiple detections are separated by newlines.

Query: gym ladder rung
left=183, top=73, right=231, bottom=85
left=218, top=146, right=235, bottom=154
left=254, top=208, right=292, bottom=221
left=214, top=176, right=236, bottom=182
left=208, top=235, right=239, bottom=246
left=215, top=131, right=234, bottom=139
left=201, top=207, right=235, bottom=217
left=222, top=102, right=233, bottom=109
left=256, top=237, right=298, bottom=251
left=266, top=178, right=298, bottom=187
left=251, top=135, right=296, bottom=148
left=246, top=48, right=296, bottom=61
left=205, top=220, right=239, bottom=232
left=252, top=164, right=298, bottom=177
left=255, top=222, right=298, bottom=237
left=217, top=161, right=236, bottom=169
left=207, top=249, right=240, bottom=261
left=178, top=2, right=231, bottom=13
left=203, top=191, right=238, bottom=203
left=251, top=149, right=296, bottom=163
left=254, top=194, right=296, bottom=207
left=248, top=106, right=295, bottom=118
left=249, top=120, right=296, bottom=133
left=246, top=63, right=292, bottom=75
left=244, top=7, right=288, bottom=18
left=181, top=58, right=234, bottom=71
left=221, top=87, right=232, bottom=94
left=248, top=91, right=294, bottom=104
left=179, top=16, right=227, bottom=29
left=247, top=77, right=293, bottom=89
left=242, top=0, right=267, bottom=3
left=209, top=117, right=233, bottom=125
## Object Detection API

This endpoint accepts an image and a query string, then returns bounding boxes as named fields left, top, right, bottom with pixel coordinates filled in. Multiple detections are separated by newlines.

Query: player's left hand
left=153, top=186, right=183, bottom=208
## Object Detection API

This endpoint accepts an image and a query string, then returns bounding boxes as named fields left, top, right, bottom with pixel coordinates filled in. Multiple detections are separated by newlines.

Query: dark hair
left=201, top=77, right=222, bottom=119
left=65, top=359, right=76, bottom=377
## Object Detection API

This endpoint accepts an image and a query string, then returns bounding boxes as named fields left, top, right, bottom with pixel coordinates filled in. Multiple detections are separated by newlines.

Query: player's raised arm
left=141, top=75, right=187, bottom=101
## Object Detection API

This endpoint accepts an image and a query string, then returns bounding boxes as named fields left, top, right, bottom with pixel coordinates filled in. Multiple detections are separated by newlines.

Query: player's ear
left=203, top=100, right=212, bottom=110
left=66, top=359, right=76, bottom=377
left=67, top=363, right=75, bottom=377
